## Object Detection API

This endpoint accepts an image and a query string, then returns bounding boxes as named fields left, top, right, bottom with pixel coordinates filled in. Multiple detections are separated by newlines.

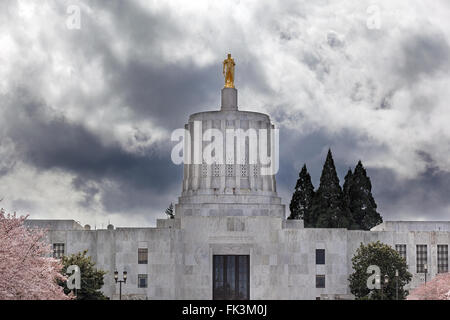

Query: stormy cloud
left=1, top=0, right=449, bottom=226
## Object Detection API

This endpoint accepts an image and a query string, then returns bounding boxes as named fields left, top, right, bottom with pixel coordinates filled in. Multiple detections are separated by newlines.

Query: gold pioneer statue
left=222, top=53, right=235, bottom=88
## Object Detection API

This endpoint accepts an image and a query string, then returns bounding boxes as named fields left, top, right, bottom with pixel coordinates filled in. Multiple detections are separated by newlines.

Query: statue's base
left=221, top=87, right=238, bottom=111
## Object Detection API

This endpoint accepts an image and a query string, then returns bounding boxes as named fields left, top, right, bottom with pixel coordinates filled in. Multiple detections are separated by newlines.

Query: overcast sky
left=1, top=0, right=449, bottom=227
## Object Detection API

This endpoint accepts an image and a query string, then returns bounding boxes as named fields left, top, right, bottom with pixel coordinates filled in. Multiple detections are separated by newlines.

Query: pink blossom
left=0, top=209, right=72, bottom=300
left=407, top=272, right=450, bottom=300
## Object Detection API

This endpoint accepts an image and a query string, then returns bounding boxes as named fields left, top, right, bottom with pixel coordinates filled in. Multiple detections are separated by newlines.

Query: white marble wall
left=28, top=219, right=450, bottom=300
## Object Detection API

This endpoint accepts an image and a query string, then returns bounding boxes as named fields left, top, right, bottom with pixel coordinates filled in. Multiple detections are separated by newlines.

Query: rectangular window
left=416, top=245, right=427, bottom=273
left=53, top=243, right=65, bottom=259
left=438, top=245, right=448, bottom=273
left=316, top=249, right=325, bottom=265
left=316, top=275, right=325, bottom=288
left=138, top=248, right=148, bottom=264
left=138, top=274, right=148, bottom=288
left=395, top=244, right=407, bottom=261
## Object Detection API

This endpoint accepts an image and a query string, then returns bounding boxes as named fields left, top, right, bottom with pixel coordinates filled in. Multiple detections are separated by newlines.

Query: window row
left=52, top=244, right=449, bottom=277
left=315, top=249, right=325, bottom=289
left=52, top=244, right=150, bottom=263
left=395, top=244, right=448, bottom=273
left=52, top=245, right=328, bottom=266
left=201, top=164, right=257, bottom=177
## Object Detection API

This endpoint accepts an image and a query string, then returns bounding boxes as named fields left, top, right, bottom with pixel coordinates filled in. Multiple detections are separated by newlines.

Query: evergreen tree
left=342, top=168, right=353, bottom=209
left=165, top=203, right=174, bottom=219
left=311, top=149, right=350, bottom=228
left=289, top=164, right=315, bottom=225
left=343, top=168, right=358, bottom=229
left=347, top=161, right=383, bottom=230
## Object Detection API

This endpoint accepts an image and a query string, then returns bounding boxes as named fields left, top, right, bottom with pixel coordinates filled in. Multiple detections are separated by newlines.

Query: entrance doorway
left=213, top=255, right=250, bottom=300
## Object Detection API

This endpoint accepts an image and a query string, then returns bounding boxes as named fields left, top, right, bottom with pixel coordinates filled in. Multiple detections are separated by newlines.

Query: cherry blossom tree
left=407, top=273, right=450, bottom=300
left=0, top=209, right=72, bottom=300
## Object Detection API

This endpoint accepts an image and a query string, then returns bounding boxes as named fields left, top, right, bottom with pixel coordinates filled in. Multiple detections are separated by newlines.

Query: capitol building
left=26, top=56, right=450, bottom=300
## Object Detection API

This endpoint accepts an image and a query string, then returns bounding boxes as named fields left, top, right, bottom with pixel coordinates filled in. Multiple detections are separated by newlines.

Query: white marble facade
left=25, top=88, right=450, bottom=300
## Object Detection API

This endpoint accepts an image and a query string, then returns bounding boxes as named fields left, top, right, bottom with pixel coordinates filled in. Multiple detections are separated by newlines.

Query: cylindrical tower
left=175, top=86, right=285, bottom=218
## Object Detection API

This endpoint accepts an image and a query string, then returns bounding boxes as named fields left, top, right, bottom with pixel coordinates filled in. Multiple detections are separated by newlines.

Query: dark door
left=213, top=255, right=249, bottom=300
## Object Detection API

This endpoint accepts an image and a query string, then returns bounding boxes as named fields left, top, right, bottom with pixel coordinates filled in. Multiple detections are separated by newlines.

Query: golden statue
left=222, top=53, right=235, bottom=88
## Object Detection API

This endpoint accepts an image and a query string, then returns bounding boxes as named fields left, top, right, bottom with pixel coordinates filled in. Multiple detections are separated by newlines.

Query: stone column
left=183, top=123, right=190, bottom=192
left=220, top=119, right=226, bottom=192
left=205, top=120, right=212, bottom=191
left=192, top=120, right=202, bottom=191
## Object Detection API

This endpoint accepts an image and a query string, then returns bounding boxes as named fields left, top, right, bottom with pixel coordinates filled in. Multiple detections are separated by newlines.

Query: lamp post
left=114, top=270, right=127, bottom=300
left=395, top=269, right=399, bottom=300
left=424, top=264, right=428, bottom=285
left=381, top=274, right=389, bottom=300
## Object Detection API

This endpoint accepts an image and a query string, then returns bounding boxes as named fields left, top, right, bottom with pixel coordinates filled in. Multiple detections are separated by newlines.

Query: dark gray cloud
left=2, top=88, right=181, bottom=217
left=49, top=0, right=273, bottom=131
left=278, top=126, right=387, bottom=190
left=370, top=165, right=450, bottom=221
left=1, top=1, right=450, bottom=226
left=112, top=62, right=221, bottom=129
left=397, top=31, right=450, bottom=83
left=5, top=93, right=163, bottom=184
left=71, top=176, right=100, bottom=208
left=327, top=31, right=345, bottom=48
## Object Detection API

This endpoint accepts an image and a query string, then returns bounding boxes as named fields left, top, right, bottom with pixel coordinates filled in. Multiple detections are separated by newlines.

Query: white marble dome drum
left=176, top=87, right=285, bottom=218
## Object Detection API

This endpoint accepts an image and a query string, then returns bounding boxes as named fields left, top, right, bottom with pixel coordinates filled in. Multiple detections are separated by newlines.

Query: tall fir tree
left=342, top=168, right=353, bottom=207
left=311, top=149, right=350, bottom=228
left=165, top=203, right=174, bottom=219
left=343, top=168, right=358, bottom=229
left=346, top=161, right=383, bottom=230
left=289, top=164, right=315, bottom=226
